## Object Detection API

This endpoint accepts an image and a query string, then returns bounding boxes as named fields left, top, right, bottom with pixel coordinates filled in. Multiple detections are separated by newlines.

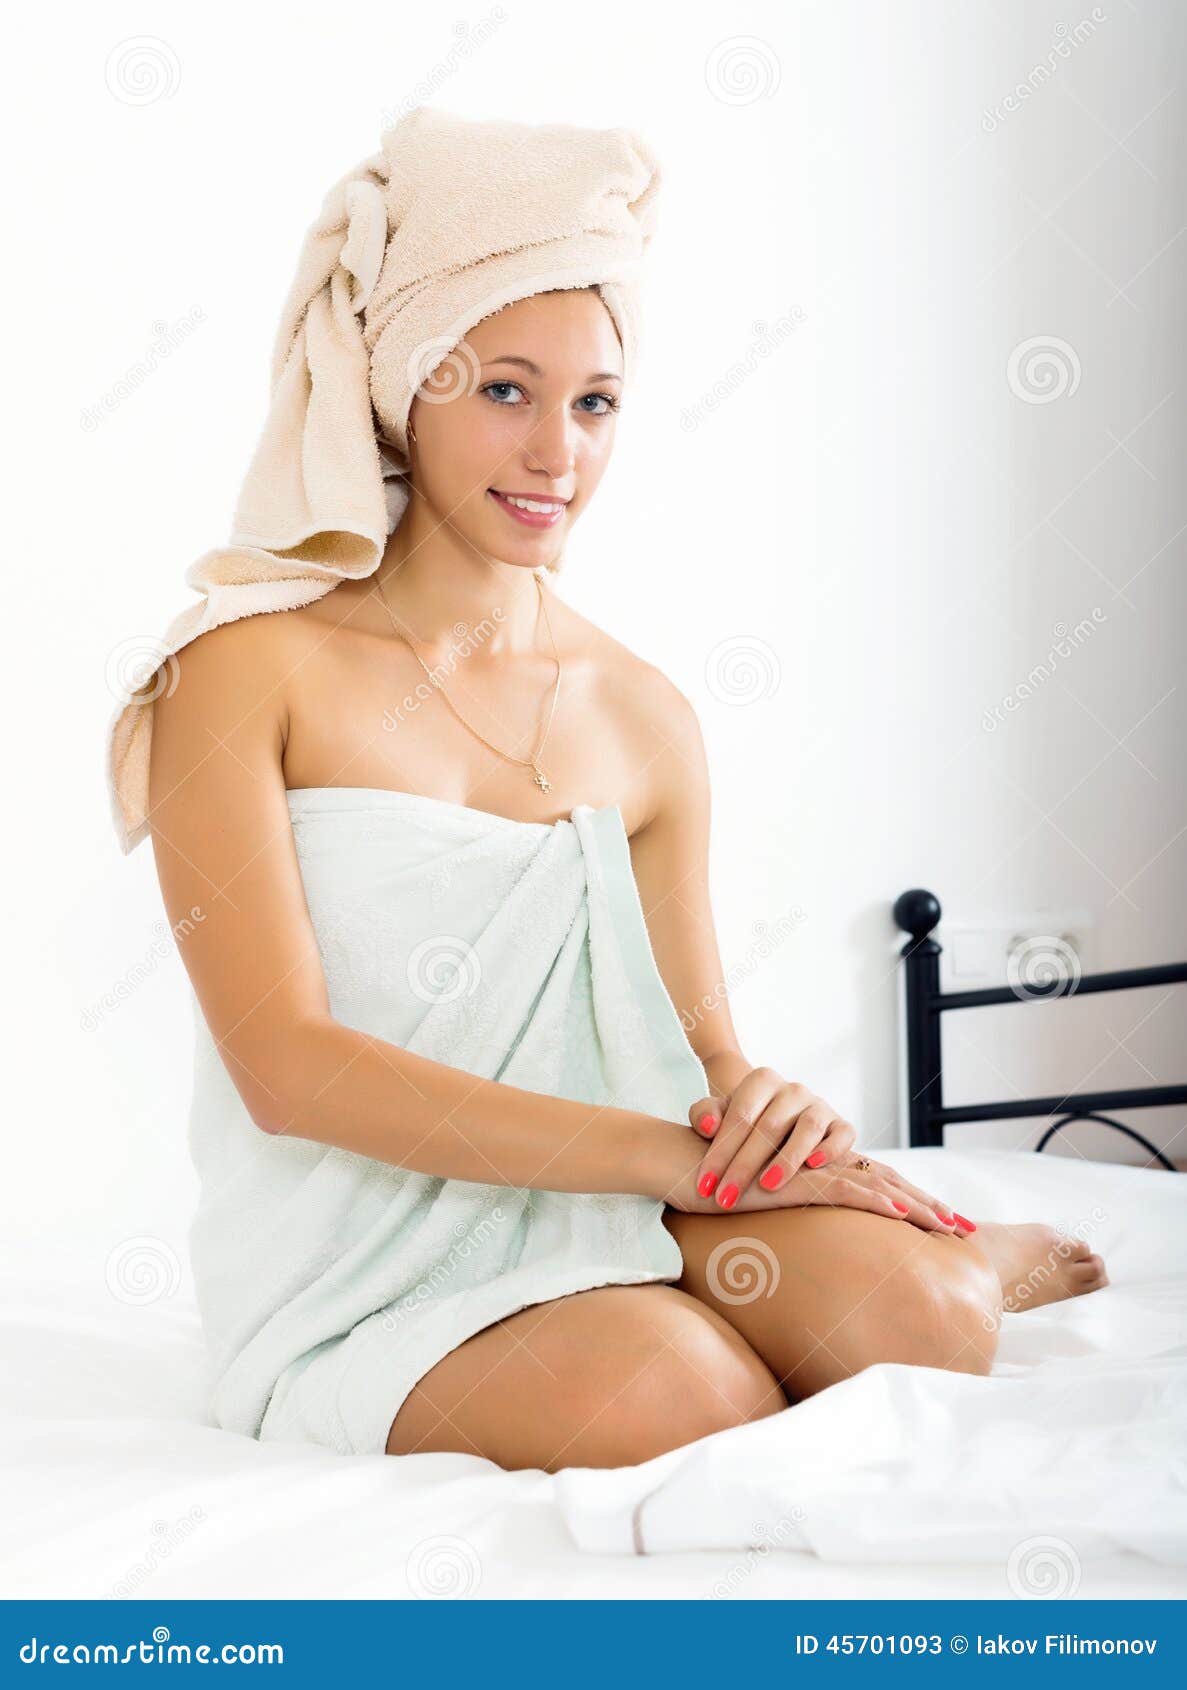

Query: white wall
left=8, top=0, right=1184, bottom=1257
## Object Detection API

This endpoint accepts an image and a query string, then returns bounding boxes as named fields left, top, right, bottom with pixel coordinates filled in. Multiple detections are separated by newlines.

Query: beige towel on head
left=106, top=104, right=661, bottom=855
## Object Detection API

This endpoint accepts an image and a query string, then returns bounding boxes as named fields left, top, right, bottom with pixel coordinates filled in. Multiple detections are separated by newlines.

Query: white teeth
left=498, top=493, right=563, bottom=514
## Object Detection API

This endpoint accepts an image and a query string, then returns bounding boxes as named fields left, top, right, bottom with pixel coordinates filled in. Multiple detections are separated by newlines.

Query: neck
left=372, top=494, right=550, bottom=658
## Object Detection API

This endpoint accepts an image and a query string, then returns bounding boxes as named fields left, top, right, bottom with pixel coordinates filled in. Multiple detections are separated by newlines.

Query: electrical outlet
left=937, top=909, right=1093, bottom=988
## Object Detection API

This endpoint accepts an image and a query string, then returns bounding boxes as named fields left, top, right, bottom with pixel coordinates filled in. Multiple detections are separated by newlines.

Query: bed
left=3, top=1142, right=1185, bottom=1601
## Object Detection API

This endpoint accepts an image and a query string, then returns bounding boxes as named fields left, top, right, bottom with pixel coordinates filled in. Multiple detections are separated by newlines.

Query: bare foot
left=964, top=1221, right=1109, bottom=1313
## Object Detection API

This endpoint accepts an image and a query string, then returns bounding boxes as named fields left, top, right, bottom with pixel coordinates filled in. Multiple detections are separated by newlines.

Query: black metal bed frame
left=893, top=888, right=1186, bottom=1169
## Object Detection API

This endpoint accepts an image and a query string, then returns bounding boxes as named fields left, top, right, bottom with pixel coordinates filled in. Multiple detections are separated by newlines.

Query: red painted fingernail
left=935, top=1213, right=954, bottom=1226
left=759, top=1165, right=784, bottom=1190
left=805, top=1150, right=827, bottom=1168
left=697, top=1170, right=719, bottom=1197
left=954, top=1212, right=976, bottom=1232
left=698, top=1113, right=717, bottom=1134
left=718, top=1183, right=739, bottom=1210
left=891, top=1200, right=909, bottom=1213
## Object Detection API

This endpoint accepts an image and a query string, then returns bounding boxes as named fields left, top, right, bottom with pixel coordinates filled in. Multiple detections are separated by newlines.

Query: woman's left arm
left=625, top=674, right=750, bottom=1091
left=627, top=676, right=859, bottom=1195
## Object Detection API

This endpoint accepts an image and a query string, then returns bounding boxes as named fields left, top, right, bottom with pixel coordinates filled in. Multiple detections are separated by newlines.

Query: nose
left=520, top=405, right=578, bottom=480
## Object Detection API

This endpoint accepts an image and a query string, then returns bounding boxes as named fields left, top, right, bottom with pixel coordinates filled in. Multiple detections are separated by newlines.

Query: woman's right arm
left=146, top=617, right=702, bottom=1201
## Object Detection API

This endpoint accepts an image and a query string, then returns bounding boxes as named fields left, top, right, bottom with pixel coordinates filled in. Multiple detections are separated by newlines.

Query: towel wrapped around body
left=188, top=787, right=705, bottom=1457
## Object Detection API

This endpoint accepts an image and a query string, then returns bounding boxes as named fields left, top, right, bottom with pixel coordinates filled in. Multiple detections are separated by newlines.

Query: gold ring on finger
left=854, top=1155, right=871, bottom=1171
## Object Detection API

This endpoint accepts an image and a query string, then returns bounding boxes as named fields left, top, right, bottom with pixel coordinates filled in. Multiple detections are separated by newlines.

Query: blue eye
left=579, top=393, right=621, bottom=416
left=480, top=381, right=621, bottom=416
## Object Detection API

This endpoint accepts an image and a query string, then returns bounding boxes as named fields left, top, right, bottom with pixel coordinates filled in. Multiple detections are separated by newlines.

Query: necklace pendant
left=532, top=765, right=552, bottom=793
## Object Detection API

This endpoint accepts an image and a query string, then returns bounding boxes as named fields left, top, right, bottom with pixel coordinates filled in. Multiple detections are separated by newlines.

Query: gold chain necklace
left=374, top=570, right=563, bottom=793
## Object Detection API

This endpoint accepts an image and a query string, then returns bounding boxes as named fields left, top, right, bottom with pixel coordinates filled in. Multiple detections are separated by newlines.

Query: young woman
left=126, top=111, right=1107, bottom=1473
left=145, top=280, right=1107, bottom=1473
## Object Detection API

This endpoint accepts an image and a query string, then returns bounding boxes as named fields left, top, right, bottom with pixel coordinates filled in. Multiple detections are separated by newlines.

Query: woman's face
left=404, top=287, right=625, bottom=570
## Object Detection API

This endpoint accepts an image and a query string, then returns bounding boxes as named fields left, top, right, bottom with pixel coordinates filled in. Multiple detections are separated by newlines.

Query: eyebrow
left=483, top=355, right=623, bottom=384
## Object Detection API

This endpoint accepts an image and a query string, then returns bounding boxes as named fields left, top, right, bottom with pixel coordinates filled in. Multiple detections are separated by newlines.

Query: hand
left=687, top=1075, right=970, bottom=1233
left=664, top=1145, right=963, bottom=1233
left=688, top=1069, right=857, bottom=1207
left=828, top=1150, right=971, bottom=1234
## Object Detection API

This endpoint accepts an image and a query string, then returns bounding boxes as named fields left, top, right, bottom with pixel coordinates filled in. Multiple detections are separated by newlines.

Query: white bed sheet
left=3, top=1148, right=1185, bottom=1600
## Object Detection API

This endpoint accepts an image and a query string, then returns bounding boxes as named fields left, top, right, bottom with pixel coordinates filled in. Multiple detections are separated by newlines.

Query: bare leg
left=386, top=1204, right=1030, bottom=1473
left=386, top=1282, right=786, bottom=1471
left=662, top=1205, right=1003, bottom=1400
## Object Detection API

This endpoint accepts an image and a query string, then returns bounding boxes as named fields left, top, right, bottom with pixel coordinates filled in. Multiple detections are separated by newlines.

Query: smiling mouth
left=487, top=489, right=568, bottom=527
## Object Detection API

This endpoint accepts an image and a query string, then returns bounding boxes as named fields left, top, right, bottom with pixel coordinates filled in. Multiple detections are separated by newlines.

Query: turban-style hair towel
left=105, top=105, right=661, bottom=854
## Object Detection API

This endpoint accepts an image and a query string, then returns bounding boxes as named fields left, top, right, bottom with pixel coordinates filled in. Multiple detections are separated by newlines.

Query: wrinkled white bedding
left=3, top=1148, right=1185, bottom=1600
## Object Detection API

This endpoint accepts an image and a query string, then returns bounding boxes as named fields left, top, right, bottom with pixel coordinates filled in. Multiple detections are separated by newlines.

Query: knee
left=560, top=1290, right=785, bottom=1468
left=658, top=1298, right=788, bottom=1435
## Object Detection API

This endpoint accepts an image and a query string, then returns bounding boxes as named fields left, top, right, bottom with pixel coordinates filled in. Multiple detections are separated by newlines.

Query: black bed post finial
left=894, top=890, right=944, bottom=1149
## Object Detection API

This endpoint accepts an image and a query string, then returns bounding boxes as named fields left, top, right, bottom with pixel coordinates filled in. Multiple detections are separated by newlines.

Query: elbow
left=238, top=1071, right=297, bottom=1137
left=244, top=1012, right=340, bottom=1136
left=222, top=1024, right=323, bottom=1137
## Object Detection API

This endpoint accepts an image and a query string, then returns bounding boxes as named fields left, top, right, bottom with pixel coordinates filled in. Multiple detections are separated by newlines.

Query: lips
left=487, top=489, right=567, bottom=529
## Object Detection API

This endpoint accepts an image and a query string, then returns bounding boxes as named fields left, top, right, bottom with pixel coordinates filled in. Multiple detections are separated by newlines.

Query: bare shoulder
left=149, top=608, right=316, bottom=785
left=561, top=599, right=708, bottom=828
